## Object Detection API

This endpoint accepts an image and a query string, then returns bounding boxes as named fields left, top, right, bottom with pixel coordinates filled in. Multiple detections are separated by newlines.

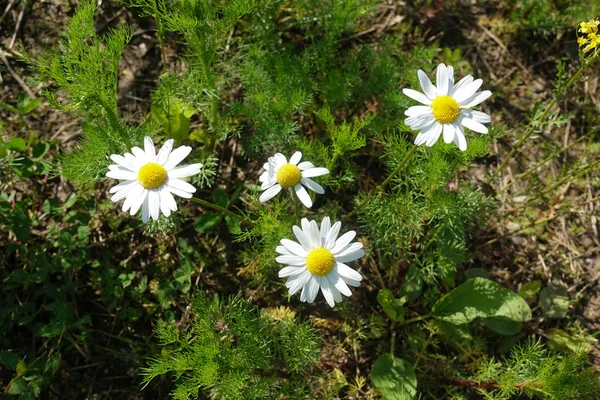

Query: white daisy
left=106, top=136, right=202, bottom=223
left=402, top=63, right=492, bottom=151
left=276, top=217, right=365, bottom=308
left=259, top=152, right=329, bottom=208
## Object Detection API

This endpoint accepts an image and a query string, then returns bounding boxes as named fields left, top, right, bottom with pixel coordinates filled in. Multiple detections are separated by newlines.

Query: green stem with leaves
left=190, top=197, right=249, bottom=225
left=496, top=65, right=585, bottom=174
left=347, top=145, right=418, bottom=219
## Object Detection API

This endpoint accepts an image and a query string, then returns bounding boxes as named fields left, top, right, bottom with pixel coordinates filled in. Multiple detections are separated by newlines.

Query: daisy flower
left=259, top=152, right=328, bottom=208
left=403, top=63, right=492, bottom=151
left=106, top=136, right=202, bottom=222
left=276, top=217, right=365, bottom=308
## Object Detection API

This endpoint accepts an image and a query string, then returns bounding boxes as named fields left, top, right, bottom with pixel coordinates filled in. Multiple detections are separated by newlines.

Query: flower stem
left=495, top=65, right=585, bottom=175
left=346, top=145, right=418, bottom=219
left=190, top=197, right=249, bottom=225
left=399, top=312, right=432, bottom=326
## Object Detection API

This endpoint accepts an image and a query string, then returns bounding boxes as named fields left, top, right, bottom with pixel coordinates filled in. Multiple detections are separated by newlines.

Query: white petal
left=436, top=64, right=448, bottom=95
left=453, top=79, right=483, bottom=103
left=453, top=124, right=467, bottom=151
left=158, top=186, right=173, bottom=216
left=280, top=239, right=309, bottom=257
left=279, top=266, right=306, bottom=278
left=287, top=270, right=312, bottom=295
left=259, top=184, right=282, bottom=202
left=461, top=90, right=492, bottom=108
left=294, top=184, right=313, bottom=208
left=166, top=185, right=193, bottom=198
left=425, top=123, right=443, bottom=147
left=276, top=255, right=306, bottom=265
left=308, top=220, right=321, bottom=248
left=443, top=123, right=455, bottom=144
left=331, top=231, right=356, bottom=253
left=122, top=184, right=145, bottom=212
left=273, top=153, right=287, bottom=167
left=167, top=178, right=196, bottom=194
left=446, top=65, right=454, bottom=89
left=144, top=136, right=156, bottom=161
left=325, top=221, right=342, bottom=249
left=414, top=131, right=428, bottom=146
left=131, top=146, right=147, bottom=161
left=329, top=272, right=352, bottom=297
left=320, top=217, right=331, bottom=242
left=461, top=118, right=488, bottom=134
left=470, top=110, right=491, bottom=124
left=411, top=117, right=436, bottom=132
left=157, top=139, right=174, bottom=165
left=109, top=180, right=137, bottom=194
left=148, top=190, right=160, bottom=220
left=335, top=247, right=365, bottom=263
left=305, top=277, right=320, bottom=303
left=111, top=187, right=131, bottom=202
left=417, top=70, right=437, bottom=99
left=405, top=105, right=432, bottom=117
left=402, top=88, right=432, bottom=105
left=275, top=245, right=293, bottom=256
left=261, top=179, right=276, bottom=190
left=141, top=197, right=150, bottom=223
left=289, top=151, right=302, bottom=165
left=292, top=225, right=313, bottom=250
left=298, top=161, right=315, bottom=171
left=301, top=177, right=324, bottom=194
left=163, top=146, right=192, bottom=170
left=335, top=262, right=363, bottom=283
left=319, top=277, right=336, bottom=307
left=106, top=167, right=138, bottom=181
left=327, top=278, right=343, bottom=303
left=110, top=155, right=137, bottom=172
left=168, top=163, right=202, bottom=179
left=451, top=75, right=474, bottom=96
left=129, top=188, right=148, bottom=216
left=301, top=167, right=329, bottom=178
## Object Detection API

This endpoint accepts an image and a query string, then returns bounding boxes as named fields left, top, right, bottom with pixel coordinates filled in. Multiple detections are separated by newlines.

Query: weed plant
left=1, top=0, right=599, bottom=399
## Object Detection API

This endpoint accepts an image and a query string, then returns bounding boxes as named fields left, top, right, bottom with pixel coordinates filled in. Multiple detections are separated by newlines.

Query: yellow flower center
left=306, top=247, right=335, bottom=276
left=276, top=163, right=302, bottom=188
left=138, top=162, right=168, bottom=189
left=431, top=95, right=461, bottom=124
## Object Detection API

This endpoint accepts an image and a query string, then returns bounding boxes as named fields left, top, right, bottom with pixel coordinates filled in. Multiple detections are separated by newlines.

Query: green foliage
left=431, top=278, right=532, bottom=334
left=476, top=340, right=600, bottom=399
left=371, top=354, right=417, bottom=400
left=142, top=293, right=320, bottom=399
left=24, top=1, right=145, bottom=181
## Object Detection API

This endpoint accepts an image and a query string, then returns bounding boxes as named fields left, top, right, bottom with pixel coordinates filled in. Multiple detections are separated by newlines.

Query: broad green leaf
left=0, top=352, right=21, bottom=370
left=397, top=268, right=422, bottom=302
left=377, top=289, right=405, bottom=322
left=519, top=281, right=541, bottom=298
left=5, top=137, right=27, bottom=151
left=465, top=268, right=489, bottom=279
left=436, top=320, right=473, bottom=343
left=17, top=93, right=42, bottom=114
left=482, top=316, right=523, bottom=335
left=212, top=187, right=229, bottom=208
left=371, top=354, right=417, bottom=400
left=151, top=99, right=196, bottom=144
left=8, top=376, right=28, bottom=395
left=32, top=142, right=50, bottom=160
left=194, top=212, right=222, bottom=233
left=545, top=328, right=595, bottom=352
left=431, top=278, right=532, bottom=326
left=539, top=285, right=569, bottom=318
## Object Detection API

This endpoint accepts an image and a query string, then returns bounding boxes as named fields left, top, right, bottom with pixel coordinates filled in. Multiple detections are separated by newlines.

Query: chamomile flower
left=276, top=217, right=365, bottom=308
left=259, top=152, right=329, bottom=208
left=106, top=136, right=202, bottom=223
left=403, top=63, right=492, bottom=151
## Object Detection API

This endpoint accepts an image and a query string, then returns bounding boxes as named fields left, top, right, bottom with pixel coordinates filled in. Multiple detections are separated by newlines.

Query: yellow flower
left=578, top=19, right=600, bottom=53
